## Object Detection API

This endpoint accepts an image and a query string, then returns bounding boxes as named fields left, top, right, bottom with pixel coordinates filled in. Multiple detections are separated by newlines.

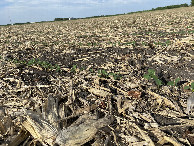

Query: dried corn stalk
left=22, top=94, right=114, bottom=146
left=56, top=114, right=113, bottom=146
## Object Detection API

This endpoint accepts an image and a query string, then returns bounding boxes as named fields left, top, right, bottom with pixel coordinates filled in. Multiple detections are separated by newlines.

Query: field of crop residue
left=0, top=7, right=194, bottom=145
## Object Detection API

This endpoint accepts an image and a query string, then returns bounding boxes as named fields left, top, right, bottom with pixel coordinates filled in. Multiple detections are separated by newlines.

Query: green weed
left=98, top=69, right=121, bottom=80
left=98, top=69, right=109, bottom=78
left=167, top=78, right=180, bottom=86
left=54, top=64, right=61, bottom=72
left=71, top=65, right=77, bottom=73
left=80, top=66, right=85, bottom=71
left=89, top=68, right=94, bottom=73
left=184, top=82, right=194, bottom=92
left=109, top=72, right=122, bottom=80
left=144, top=69, right=163, bottom=86
left=6, top=57, right=60, bottom=72
left=27, top=58, right=36, bottom=66
left=144, top=69, right=191, bottom=91
left=144, top=69, right=182, bottom=87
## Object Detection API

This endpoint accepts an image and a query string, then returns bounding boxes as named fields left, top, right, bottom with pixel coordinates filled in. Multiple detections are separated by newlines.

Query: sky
left=0, top=0, right=191, bottom=25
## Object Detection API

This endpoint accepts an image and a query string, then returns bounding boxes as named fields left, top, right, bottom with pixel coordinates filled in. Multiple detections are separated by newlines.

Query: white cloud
left=5, top=0, right=15, bottom=2
left=3, top=0, right=144, bottom=8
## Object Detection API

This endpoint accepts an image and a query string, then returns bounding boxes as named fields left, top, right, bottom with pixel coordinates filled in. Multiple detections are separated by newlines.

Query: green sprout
left=184, top=82, right=194, bottom=92
left=144, top=69, right=182, bottom=87
left=98, top=69, right=121, bottom=80
left=42, top=61, right=53, bottom=69
left=5, top=57, right=60, bottom=72
left=167, top=78, right=180, bottom=86
left=54, top=64, right=61, bottom=72
left=27, top=58, right=36, bottom=66
left=109, top=72, right=122, bottom=80
left=98, top=69, right=109, bottom=78
left=80, top=67, right=85, bottom=71
left=12, top=59, right=19, bottom=64
left=71, top=65, right=77, bottom=73
left=36, top=59, right=42, bottom=66
left=19, top=60, right=26, bottom=64
left=89, top=68, right=94, bottom=73
left=143, top=69, right=162, bottom=86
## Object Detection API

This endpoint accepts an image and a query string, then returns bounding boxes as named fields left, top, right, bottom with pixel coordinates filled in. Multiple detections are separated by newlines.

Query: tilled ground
left=0, top=7, right=194, bottom=146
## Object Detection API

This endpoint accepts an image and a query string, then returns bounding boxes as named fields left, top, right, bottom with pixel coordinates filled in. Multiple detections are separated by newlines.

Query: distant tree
left=54, top=18, right=69, bottom=21
left=54, top=18, right=62, bottom=21
left=191, top=0, right=194, bottom=6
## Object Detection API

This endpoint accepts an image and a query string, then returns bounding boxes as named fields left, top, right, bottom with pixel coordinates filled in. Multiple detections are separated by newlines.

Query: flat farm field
left=0, top=7, right=194, bottom=145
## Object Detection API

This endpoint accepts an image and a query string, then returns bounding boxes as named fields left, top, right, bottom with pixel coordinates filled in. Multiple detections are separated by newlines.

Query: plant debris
left=0, top=7, right=194, bottom=145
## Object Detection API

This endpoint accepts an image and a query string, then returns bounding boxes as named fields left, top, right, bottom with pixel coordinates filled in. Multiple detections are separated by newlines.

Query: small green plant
left=143, top=69, right=162, bottom=86
left=184, top=82, right=194, bottom=92
left=12, top=59, right=19, bottom=64
left=109, top=72, right=122, bottom=80
left=98, top=69, right=109, bottom=78
left=167, top=78, right=180, bottom=86
left=54, top=64, right=60, bottom=72
left=89, top=68, right=94, bottom=73
left=27, top=58, right=36, bottom=66
left=98, top=69, right=121, bottom=80
left=6, top=57, right=60, bottom=72
left=80, top=66, right=85, bottom=71
left=41, top=61, right=49, bottom=69
left=165, top=40, right=171, bottom=46
left=71, top=65, right=77, bottom=73
left=144, top=69, right=182, bottom=87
